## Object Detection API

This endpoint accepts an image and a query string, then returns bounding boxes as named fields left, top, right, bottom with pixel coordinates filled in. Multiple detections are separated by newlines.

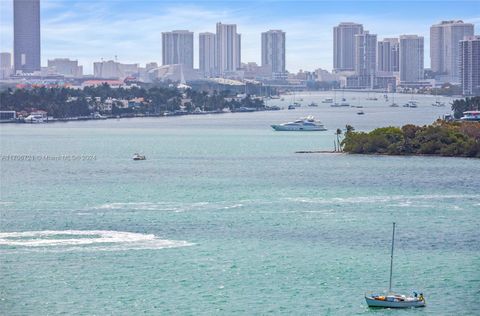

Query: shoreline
left=296, top=150, right=479, bottom=159
left=0, top=108, right=276, bottom=124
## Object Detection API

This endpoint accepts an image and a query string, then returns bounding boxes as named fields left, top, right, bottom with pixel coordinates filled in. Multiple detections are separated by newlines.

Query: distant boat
left=365, top=223, right=426, bottom=309
left=271, top=116, right=327, bottom=131
left=132, top=153, right=146, bottom=161
left=357, top=110, right=365, bottom=115
left=192, top=107, right=207, bottom=114
left=265, top=105, right=281, bottom=111
left=403, top=100, right=418, bottom=108
left=460, top=110, right=480, bottom=121
left=431, top=101, right=446, bottom=107
left=236, top=107, right=256, bottom=112
left=308, top=102, right=319, bottom=107
left=288, top=104, right=296, bottom=110
left=322, top=98, right=334, bottom=104
left=23, top=114, right=46, bottom=123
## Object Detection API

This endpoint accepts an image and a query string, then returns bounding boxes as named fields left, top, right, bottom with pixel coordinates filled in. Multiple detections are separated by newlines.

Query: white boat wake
left=0, top=230, right=193, bottom=252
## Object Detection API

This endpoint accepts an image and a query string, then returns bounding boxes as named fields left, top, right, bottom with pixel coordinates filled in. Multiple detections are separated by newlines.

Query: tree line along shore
left=0, top=83, right=266, bottom=119
left=341, top=120, right=480, bottom=158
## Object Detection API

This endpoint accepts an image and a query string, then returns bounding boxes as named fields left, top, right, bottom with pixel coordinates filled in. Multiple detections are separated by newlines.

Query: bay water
left=1, top=92, right=479, bottom=315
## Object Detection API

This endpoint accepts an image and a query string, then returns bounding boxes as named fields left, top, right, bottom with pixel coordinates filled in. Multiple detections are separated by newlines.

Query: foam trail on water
left=286, top=194, right=480, bottom=205
left=92, top=201, right=247, bottom=212
left=0, top=230, right=193, bottom=252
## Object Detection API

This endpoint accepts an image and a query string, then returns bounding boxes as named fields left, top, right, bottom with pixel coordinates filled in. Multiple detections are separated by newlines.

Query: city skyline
left=0, top=0, right=479, bottom=74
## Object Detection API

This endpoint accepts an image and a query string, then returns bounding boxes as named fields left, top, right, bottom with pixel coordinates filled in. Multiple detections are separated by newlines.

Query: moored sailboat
left=365, top=223, right=426, bottom=308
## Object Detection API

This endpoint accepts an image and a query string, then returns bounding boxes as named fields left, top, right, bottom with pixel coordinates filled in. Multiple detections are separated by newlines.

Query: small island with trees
left=341, top=120, right=480, bottom=158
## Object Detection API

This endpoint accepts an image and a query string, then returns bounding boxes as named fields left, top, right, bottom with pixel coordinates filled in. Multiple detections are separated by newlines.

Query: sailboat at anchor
left=365, top=222, right=426, bottom=308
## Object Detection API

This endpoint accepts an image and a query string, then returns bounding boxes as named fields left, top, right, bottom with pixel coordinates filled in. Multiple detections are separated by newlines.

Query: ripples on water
left=1, top=99, right=479, bottom=314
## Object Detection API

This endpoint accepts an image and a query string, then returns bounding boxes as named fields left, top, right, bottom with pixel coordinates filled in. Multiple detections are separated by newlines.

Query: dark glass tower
left=14, top=0, right=41, bottom=73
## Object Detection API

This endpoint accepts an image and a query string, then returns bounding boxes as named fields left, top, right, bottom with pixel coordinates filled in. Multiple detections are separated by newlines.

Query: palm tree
left=335, top=128, right=343, bottom=152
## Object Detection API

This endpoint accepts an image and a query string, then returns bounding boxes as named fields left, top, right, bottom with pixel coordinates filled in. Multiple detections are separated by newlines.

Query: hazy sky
left=0, top=0, right=479, bottom=74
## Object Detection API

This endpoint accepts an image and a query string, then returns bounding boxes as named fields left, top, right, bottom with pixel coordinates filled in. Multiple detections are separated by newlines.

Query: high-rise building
left=377, top=38, right=399, bottom=73
left=399, top=35, right=424, bottom=83
left=162, top=30, right=194, bottom=69
left=47, top=58, right=83, bottom=77
left=216, top=23, right=241, bottom=74
left=261, top=30, right=286, bottom=78
left=93, top=60, right=138, bottom=79
left=459, top=35, right=480, bottom=95
left=13, top=0, right=41, bottom=73
left=199, top=32, right=216, bottom=77
left=355, top=31, right=377, bottom=87
left=430, top=20, right=474, bottom=82
left=333, top=22, right=364, bottom=72
left=0, top=52, right=12, bottom=79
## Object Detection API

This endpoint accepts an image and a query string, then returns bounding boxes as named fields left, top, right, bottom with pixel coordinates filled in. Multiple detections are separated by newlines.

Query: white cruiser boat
left=132, top=153, right=146, bottom=160
left=23, top=114, right=46, bottom=123
left=271, top=116, right=327, bottom=131
left=365, top=223, right=426, bottom=309
left=460, top=110, right=480, bottom=121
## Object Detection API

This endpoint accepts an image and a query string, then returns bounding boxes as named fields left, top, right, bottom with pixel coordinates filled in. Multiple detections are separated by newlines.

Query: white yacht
left=460, top=110, right=480, bottom=121
left=23, top=114, right=46, bottom=123
left=271, top=116, right=327, bottom=131
left=272, top=115, right=327, bottom=131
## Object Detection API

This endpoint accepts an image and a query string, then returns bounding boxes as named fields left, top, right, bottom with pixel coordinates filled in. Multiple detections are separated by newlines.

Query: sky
left=0, top=0, right=479, bottom=74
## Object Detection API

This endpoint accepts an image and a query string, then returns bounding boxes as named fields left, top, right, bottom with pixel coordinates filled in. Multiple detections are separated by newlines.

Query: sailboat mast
left=389, top=222, right=396, bottom=293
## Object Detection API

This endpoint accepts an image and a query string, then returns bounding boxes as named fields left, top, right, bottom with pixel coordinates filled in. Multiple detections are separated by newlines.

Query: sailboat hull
left=365, top=296, right=425, bottom=308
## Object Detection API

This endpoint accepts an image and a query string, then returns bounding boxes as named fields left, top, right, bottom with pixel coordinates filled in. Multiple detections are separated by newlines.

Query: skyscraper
left=333, top=22, right=364, bottom=72
left=13, top=0, right=41, bottom=73
left=0, top=52, right=12, bottom=79
left=216, top=23, right=241, bottom=74
left=399, top=35, right=424, bottom=83
left=377, top=38, right=399, bottom=73
left=355, top=31, right=377, bottom=87
left=162, top=30, right=194, bottom=69
left=261, top=30, right=286, bottom=78
left=199, top=32, right=216, bottom=77
left=459, top=35, right=480, bottom=95
left=430, top=20, right=474, bottom=82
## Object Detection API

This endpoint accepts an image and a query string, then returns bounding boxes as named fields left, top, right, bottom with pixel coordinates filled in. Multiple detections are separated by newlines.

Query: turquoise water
left=1, top=92, right=479, bottom=315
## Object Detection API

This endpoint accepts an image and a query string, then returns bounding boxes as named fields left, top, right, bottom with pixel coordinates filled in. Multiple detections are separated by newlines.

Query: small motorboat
left=288, top=104, right=296, bottom=110
left=132, top=153, right=146, bottom=160
left=308, top=102, right=319, bottom=107
left=357, top=110, right=365, bottom=115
